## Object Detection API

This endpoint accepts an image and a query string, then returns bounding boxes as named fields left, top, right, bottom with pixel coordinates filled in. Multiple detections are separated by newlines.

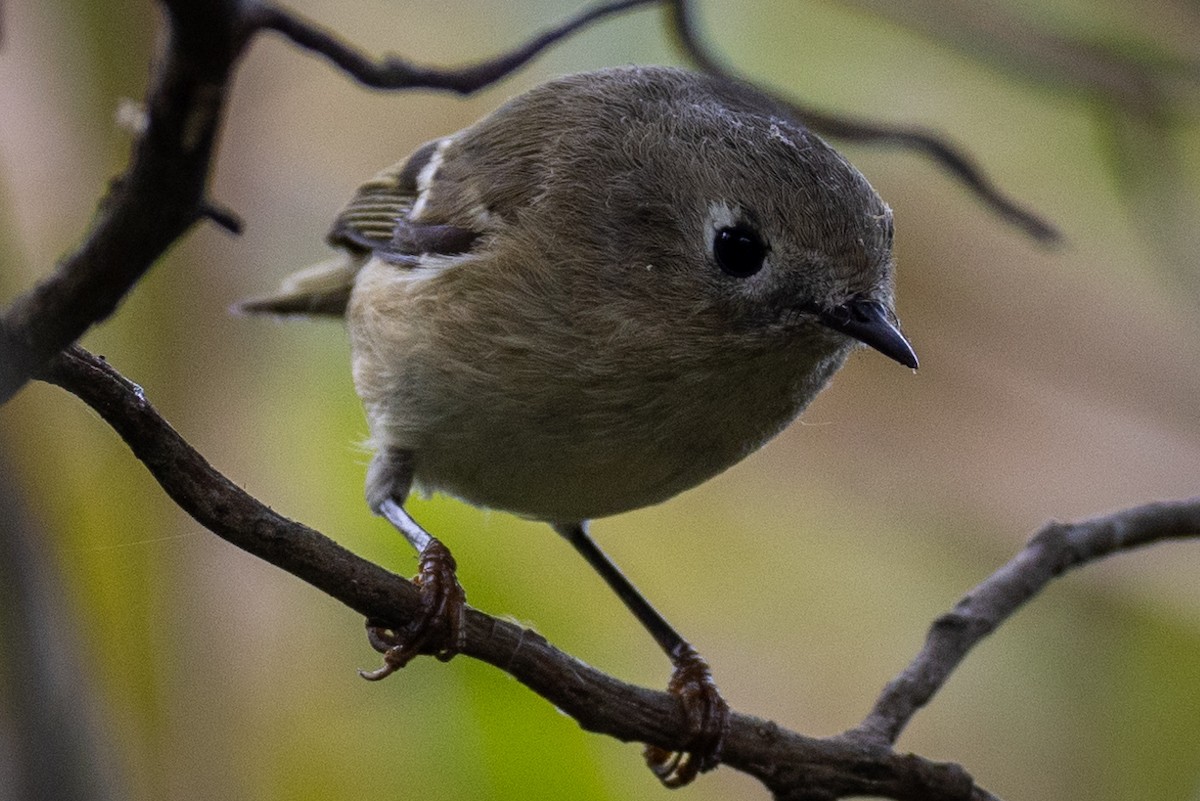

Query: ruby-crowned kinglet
left=241, top=65, right=915, bottom=786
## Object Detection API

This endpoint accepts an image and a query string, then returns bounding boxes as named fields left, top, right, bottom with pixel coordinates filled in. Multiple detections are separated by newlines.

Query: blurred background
left=2, top=1, right=1199, bottom=799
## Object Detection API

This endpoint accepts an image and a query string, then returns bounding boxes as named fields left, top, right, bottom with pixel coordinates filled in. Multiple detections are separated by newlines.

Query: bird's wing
left=237, top=138, right=483, bottom=319
left=328, top=138, right=482, bottom=264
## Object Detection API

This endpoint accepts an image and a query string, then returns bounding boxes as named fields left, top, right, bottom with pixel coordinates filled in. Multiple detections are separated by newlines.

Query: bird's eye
left=712, top=225, right=767, bottom=278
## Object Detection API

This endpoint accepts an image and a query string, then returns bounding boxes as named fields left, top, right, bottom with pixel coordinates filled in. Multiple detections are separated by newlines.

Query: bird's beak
left=819, top=299, right=918, bottom=369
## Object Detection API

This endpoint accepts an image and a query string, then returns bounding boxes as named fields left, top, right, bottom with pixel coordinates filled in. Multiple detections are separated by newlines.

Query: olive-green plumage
left=242, top=65, right=911, bottom=523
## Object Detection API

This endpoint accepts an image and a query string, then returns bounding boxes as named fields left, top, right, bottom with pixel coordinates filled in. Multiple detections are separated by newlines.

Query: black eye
left=713, top=225, right=767, bottom=278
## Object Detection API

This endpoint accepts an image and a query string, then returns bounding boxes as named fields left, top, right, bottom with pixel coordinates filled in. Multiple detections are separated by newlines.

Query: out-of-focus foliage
left=1, top=1, right=1197, bottom=800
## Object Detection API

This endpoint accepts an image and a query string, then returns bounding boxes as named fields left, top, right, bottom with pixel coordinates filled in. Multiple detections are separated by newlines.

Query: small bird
left=240, top=65, right=916, bottom=787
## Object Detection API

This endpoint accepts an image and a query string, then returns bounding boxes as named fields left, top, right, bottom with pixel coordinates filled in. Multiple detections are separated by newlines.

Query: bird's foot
left=644, top=644, right=729, bottom=787
left=359, top=537, right=465, bottom=680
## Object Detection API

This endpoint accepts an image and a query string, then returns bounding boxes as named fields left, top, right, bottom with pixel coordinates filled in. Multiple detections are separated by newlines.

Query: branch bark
left=35, top=346, right=982, bottom=801
left=34, top=345, right=1200, bottom=799
left=0, top=0, right=243, bottom=404
left=852, top=498, right=1200, bottom=745
left=249, top=0, right=659, bottom=93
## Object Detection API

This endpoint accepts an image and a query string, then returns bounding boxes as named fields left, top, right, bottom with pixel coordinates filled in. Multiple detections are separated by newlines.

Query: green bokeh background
left=2, top=1, right=1199, bottom=800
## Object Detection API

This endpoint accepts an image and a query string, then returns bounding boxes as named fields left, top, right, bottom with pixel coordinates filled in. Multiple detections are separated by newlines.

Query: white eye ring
left=704, top=200, right=739, bottom=244
left=704, top=201, right=770, bottom=279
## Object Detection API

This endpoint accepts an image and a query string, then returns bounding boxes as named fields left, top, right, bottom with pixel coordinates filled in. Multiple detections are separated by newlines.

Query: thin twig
left=199, top=199, right=245, bottom=235
left=665, top=0, right=1061, bottom=243
left=248, top=0, right=659, bottom=94
left=851, top=498, right=1200, bottom=745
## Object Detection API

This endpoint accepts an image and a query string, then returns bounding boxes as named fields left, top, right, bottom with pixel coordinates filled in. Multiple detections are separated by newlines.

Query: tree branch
left=36, top=345, right=984, bottom=801
left=0, top=0, right=244, bottom=404
left=249, top=0, right=659, bottom=94
left=852, top=497, right=1200, bottom=745
left=664, top=0, right=1061, bottom=243
left=34, top=347, right=1200, bottom=799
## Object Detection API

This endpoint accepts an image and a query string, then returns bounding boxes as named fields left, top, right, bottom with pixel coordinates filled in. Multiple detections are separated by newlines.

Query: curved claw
left=359, top=538, right=465, bottom=680
left=643, top=645, right=730, bottom=787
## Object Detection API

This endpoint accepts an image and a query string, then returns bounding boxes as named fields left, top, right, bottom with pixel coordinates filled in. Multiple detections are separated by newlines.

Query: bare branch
left=664, top=0, right=1061, bottom=243
left=0, top=0, right=244, bottom=405
left=199, top=199, right=245, bottom=235
left=30, top=348, right=1199, bottom=799
left=852, top=498, right=1200, bottom=745
left=37, top=345, right=993, bottom=801
left=248, top=0, right=659, bottom=94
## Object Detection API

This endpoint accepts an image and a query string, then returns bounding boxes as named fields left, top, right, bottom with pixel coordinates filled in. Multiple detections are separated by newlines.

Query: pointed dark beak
left=819, top=299, right=918, bottom=369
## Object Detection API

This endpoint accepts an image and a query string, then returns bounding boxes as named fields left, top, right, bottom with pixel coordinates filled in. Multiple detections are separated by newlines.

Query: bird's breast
left=348, top=257, right=850, bottom=521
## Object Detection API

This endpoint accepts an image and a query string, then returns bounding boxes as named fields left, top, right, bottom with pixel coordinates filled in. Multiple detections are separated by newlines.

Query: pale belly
left=349, top=256, right=852, bottom=522
left=372, top=339, right=849, bottom=522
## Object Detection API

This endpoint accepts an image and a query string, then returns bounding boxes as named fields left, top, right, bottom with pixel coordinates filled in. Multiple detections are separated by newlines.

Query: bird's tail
left=232, top=253, right=364, bottom=318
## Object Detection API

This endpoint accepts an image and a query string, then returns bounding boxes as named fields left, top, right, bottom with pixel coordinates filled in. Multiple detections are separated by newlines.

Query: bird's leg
left=553, top=522, right=729, bottom=787
left=359, top=449, right=465, bottom=681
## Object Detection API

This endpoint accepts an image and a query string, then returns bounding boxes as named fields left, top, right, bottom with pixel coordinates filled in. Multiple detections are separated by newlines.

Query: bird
left=239, top=64, right=916, bottom=787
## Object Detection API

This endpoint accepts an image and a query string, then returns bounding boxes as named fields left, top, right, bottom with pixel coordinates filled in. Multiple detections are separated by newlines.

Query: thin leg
left=359, top=449, right=465, bottom=680
left=379, top=496, right=432, bottom=552
left=553, top=522, right=729, bottom=787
